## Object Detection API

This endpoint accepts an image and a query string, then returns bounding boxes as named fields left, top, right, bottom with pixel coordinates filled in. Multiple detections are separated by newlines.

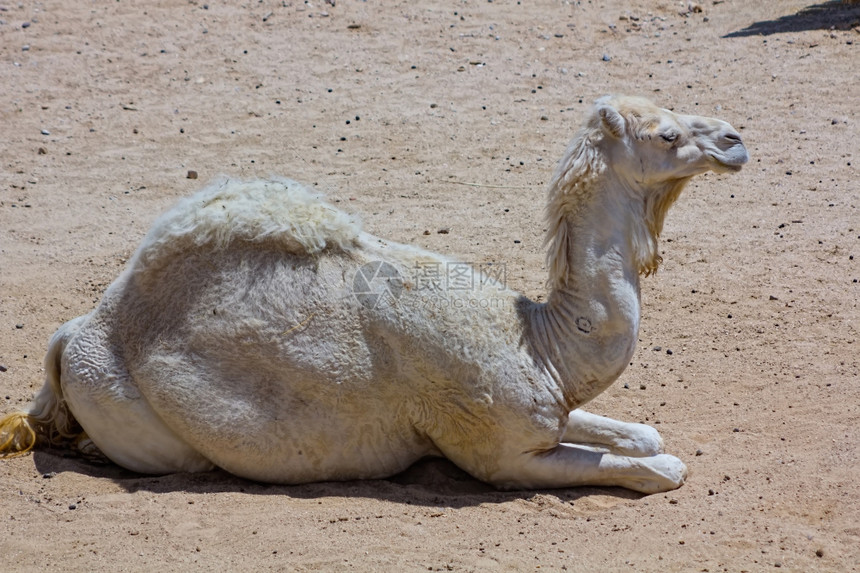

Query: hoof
left=628, top=454, right=688, bottom=494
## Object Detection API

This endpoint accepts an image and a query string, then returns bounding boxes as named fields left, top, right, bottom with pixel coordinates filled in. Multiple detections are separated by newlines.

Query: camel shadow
left=724, top=1, right=860, bottom=37
left=31, top=450, right=642, bottom=509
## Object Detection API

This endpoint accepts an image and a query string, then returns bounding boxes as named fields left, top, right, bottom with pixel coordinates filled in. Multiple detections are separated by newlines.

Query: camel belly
left=132, top=361, right=438, bottom=483
left=127, top=332, right=438, bottom=483
left=211, top=415, right=439, bottom=484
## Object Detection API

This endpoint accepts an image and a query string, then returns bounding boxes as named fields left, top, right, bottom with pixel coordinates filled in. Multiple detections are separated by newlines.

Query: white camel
left=0, top=95, right=747, bottom=493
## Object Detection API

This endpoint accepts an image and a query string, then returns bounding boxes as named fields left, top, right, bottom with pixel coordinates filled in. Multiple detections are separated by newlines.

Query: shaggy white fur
left=130, top=178, right=361, bottom=278
left=0, top=95, right=748, bottom=493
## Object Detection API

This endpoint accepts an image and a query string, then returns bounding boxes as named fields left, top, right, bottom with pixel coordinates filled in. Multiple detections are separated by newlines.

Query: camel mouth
left=707, top=149, right=748, bottom=173
left=712, top=160, right=744, bottom=173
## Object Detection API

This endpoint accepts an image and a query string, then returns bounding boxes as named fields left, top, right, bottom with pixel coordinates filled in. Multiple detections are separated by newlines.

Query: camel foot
left=624, top=453, right=688, bottom=494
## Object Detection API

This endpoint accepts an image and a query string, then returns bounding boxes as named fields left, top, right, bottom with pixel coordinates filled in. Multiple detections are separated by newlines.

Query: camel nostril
left=724, top=132, right=743, bottom=143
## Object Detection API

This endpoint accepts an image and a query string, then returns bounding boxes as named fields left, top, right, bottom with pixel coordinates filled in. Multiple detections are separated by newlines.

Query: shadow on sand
left=32, top=449, right=642, bottom=509
left=724, top=1, right=860, bottom=37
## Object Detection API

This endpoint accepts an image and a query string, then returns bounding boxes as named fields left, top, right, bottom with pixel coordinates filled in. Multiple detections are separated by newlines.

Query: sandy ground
left=1, top=0, right=859, bottom=571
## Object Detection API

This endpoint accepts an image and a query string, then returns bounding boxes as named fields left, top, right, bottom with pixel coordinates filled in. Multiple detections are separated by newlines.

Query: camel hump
left=131, top=178, right=362, bottom=273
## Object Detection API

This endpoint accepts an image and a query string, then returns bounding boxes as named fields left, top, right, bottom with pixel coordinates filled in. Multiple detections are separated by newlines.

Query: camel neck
left=529, top=181, right=643, bottom=408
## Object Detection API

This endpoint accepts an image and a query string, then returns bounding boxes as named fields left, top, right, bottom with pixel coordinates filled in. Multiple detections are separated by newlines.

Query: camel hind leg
left=58, top=315, right=214, bottom=474
left=2, top=314, right=214, bottom=475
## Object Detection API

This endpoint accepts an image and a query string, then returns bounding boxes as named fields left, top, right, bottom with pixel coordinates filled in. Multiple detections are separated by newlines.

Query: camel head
left=546, top=95, right=749, bottom=281
left=592, top=95, right=748, bottom=185
left=593, top=96, right=748, bottom=273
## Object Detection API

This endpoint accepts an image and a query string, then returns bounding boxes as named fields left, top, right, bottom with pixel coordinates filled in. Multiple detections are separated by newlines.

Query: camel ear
left=598, top=105, right=626, bottom=139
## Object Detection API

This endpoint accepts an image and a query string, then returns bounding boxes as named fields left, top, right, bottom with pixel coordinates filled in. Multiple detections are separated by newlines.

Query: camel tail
left=0, top=317, right=85, bottom=458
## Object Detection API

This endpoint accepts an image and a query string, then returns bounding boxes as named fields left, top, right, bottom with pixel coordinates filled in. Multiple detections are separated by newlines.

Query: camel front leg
left=491, top=444, right=687, bottom=494
left=562, top=409, right=665, bottom=457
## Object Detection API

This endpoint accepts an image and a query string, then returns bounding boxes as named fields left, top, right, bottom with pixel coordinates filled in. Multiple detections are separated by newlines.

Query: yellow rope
left=0, top=412, right=37, bottom=458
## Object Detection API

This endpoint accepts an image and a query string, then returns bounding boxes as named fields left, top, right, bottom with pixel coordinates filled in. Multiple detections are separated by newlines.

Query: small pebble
left=639, top=384, right=647, bottom=390
left=666, top=349, right=673, bottom=355
left=42, top=472, right=57, bottom=479
left=0, top=365, right=7, bottom=372
left=816, top=549, right=824, bottom=558
left=22, top=45, right=30, bottom=51
left=38, top=147, right=47, bottom=155
left=653, top=346, right=662, bottom=352
left=68, top=504, right=77, bottom=510
left=601, top=53, right=611, bottom=62
left=695, top=449, right=703, bottom=456
left=437, top=228, right=450, bottom=235
left=15, top=324, right=24, bottom=329
left=186, top=170, right=198, bottom=179
left=40, top=129, right=50, bottom=136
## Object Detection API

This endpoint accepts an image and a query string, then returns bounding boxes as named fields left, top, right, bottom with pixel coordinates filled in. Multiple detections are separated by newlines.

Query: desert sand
left=1, top=1, right=858, bottom=571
